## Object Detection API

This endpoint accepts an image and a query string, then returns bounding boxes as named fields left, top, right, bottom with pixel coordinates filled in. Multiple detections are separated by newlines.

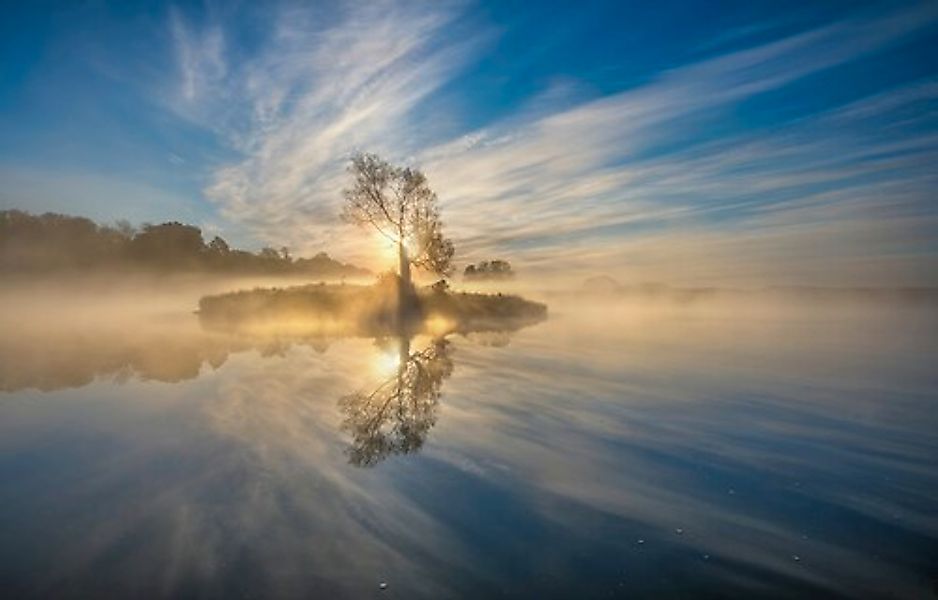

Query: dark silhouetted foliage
left=0, top=209, right=369, bottom=278
left=464, top=259, right=514, bottom=280
left=129, top=222, right=205, bottom=268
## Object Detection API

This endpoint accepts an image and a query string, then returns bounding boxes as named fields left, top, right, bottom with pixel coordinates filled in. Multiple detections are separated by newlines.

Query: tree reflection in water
left=0, top=299, right=544, bottom=467
left=339, top=336, right=453, bottom=467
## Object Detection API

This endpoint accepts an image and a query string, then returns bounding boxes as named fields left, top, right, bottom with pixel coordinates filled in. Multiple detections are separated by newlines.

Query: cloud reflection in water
left=0, top=299, right=936, bottom=597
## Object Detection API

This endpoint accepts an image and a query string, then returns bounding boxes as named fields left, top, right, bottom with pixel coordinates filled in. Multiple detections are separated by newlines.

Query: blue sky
left=1, top=0, right=937, bottom=286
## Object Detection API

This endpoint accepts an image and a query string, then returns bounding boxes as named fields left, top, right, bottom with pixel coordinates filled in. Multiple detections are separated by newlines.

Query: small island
left=198, top=275, right=546, bottom=338
left=198, top=153, right=547, bottom=337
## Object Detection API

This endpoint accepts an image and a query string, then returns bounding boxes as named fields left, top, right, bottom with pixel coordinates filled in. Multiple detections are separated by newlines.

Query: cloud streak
left=168, top=1, right=486, bottom=266
left=182, top=1, right=938, bottom=286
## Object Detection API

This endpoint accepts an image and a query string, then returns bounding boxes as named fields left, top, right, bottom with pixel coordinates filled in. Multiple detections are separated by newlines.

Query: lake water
left=1, top=294, right=937, bottom=598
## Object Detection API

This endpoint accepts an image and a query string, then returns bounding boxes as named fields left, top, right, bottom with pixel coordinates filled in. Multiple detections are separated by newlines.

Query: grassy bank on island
left=197, top=276, right=547, bottom=337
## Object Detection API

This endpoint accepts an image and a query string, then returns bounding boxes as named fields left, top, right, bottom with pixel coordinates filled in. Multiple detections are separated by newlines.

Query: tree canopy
left=464, top=259, right=514, bottom=280
left=341, top=153, right=454, bottom=281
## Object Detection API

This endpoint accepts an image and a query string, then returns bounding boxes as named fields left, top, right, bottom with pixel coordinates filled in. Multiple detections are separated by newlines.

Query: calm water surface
left=1, top=298, right=937, bottom=598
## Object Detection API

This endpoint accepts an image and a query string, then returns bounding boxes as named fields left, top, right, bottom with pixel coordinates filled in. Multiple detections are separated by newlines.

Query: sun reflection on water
left=373, top=346, right=402, bottom=377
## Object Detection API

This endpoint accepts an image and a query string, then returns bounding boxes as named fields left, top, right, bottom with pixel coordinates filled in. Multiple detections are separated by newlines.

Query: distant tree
left=208, top=236, right=230, bottom=255
left=341, top=153, right=454, bottom=295
left=258, top=246, right=281, bottom=261
left=205, top=235, right=231, bottom=269
left=130, top=222, right=205, bottom=267
left=464, top=259, right=514, bottom=280
left=114, top=220, right=137, bottom=239
left=96, top=224, right=132, bottom=255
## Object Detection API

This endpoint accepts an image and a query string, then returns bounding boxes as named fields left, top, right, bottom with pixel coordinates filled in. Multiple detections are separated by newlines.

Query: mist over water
left=1, top=283, right=937, bottom=598
left=4, top=0, right=938, bottom=595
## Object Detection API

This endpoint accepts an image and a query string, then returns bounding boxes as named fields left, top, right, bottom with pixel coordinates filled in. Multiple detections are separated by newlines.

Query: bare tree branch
left=341, top=153, right=454, bottom=278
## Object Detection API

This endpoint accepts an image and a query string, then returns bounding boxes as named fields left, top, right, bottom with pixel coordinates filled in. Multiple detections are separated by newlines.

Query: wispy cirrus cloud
left=167, top=1, right=488, bottom=264
left=170, top=7, right=227, bottom=104
left=176, top=1, right=938, bottom=285
left=418, top=4, right=938, bottom=285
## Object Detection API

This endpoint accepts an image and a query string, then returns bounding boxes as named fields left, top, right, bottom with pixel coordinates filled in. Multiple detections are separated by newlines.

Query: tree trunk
left=398, top=241, right=412, bottom=312
left=398, top=242, right=412, bottom=286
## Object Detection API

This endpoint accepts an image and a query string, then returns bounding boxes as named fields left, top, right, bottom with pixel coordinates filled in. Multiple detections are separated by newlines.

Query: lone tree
left=341, top=153, right=454, bottom=296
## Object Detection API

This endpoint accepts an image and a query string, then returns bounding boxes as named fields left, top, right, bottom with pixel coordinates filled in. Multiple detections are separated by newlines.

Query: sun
left=373, top=347, right=402, bottom=377
left=371, top=231, right=400, bottom=270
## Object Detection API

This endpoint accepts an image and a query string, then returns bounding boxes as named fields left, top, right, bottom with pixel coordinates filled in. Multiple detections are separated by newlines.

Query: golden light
left=424, top=314, right=456, bottom=336
left=373, top=347, right=402, bottom=377
left=371, top=231, right=399, bottom=270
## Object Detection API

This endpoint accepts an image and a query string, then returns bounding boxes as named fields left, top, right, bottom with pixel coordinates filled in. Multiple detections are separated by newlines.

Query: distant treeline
left=464, top=259, right=514, bottom=280
left=0, top=210, right=369, bottom=278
